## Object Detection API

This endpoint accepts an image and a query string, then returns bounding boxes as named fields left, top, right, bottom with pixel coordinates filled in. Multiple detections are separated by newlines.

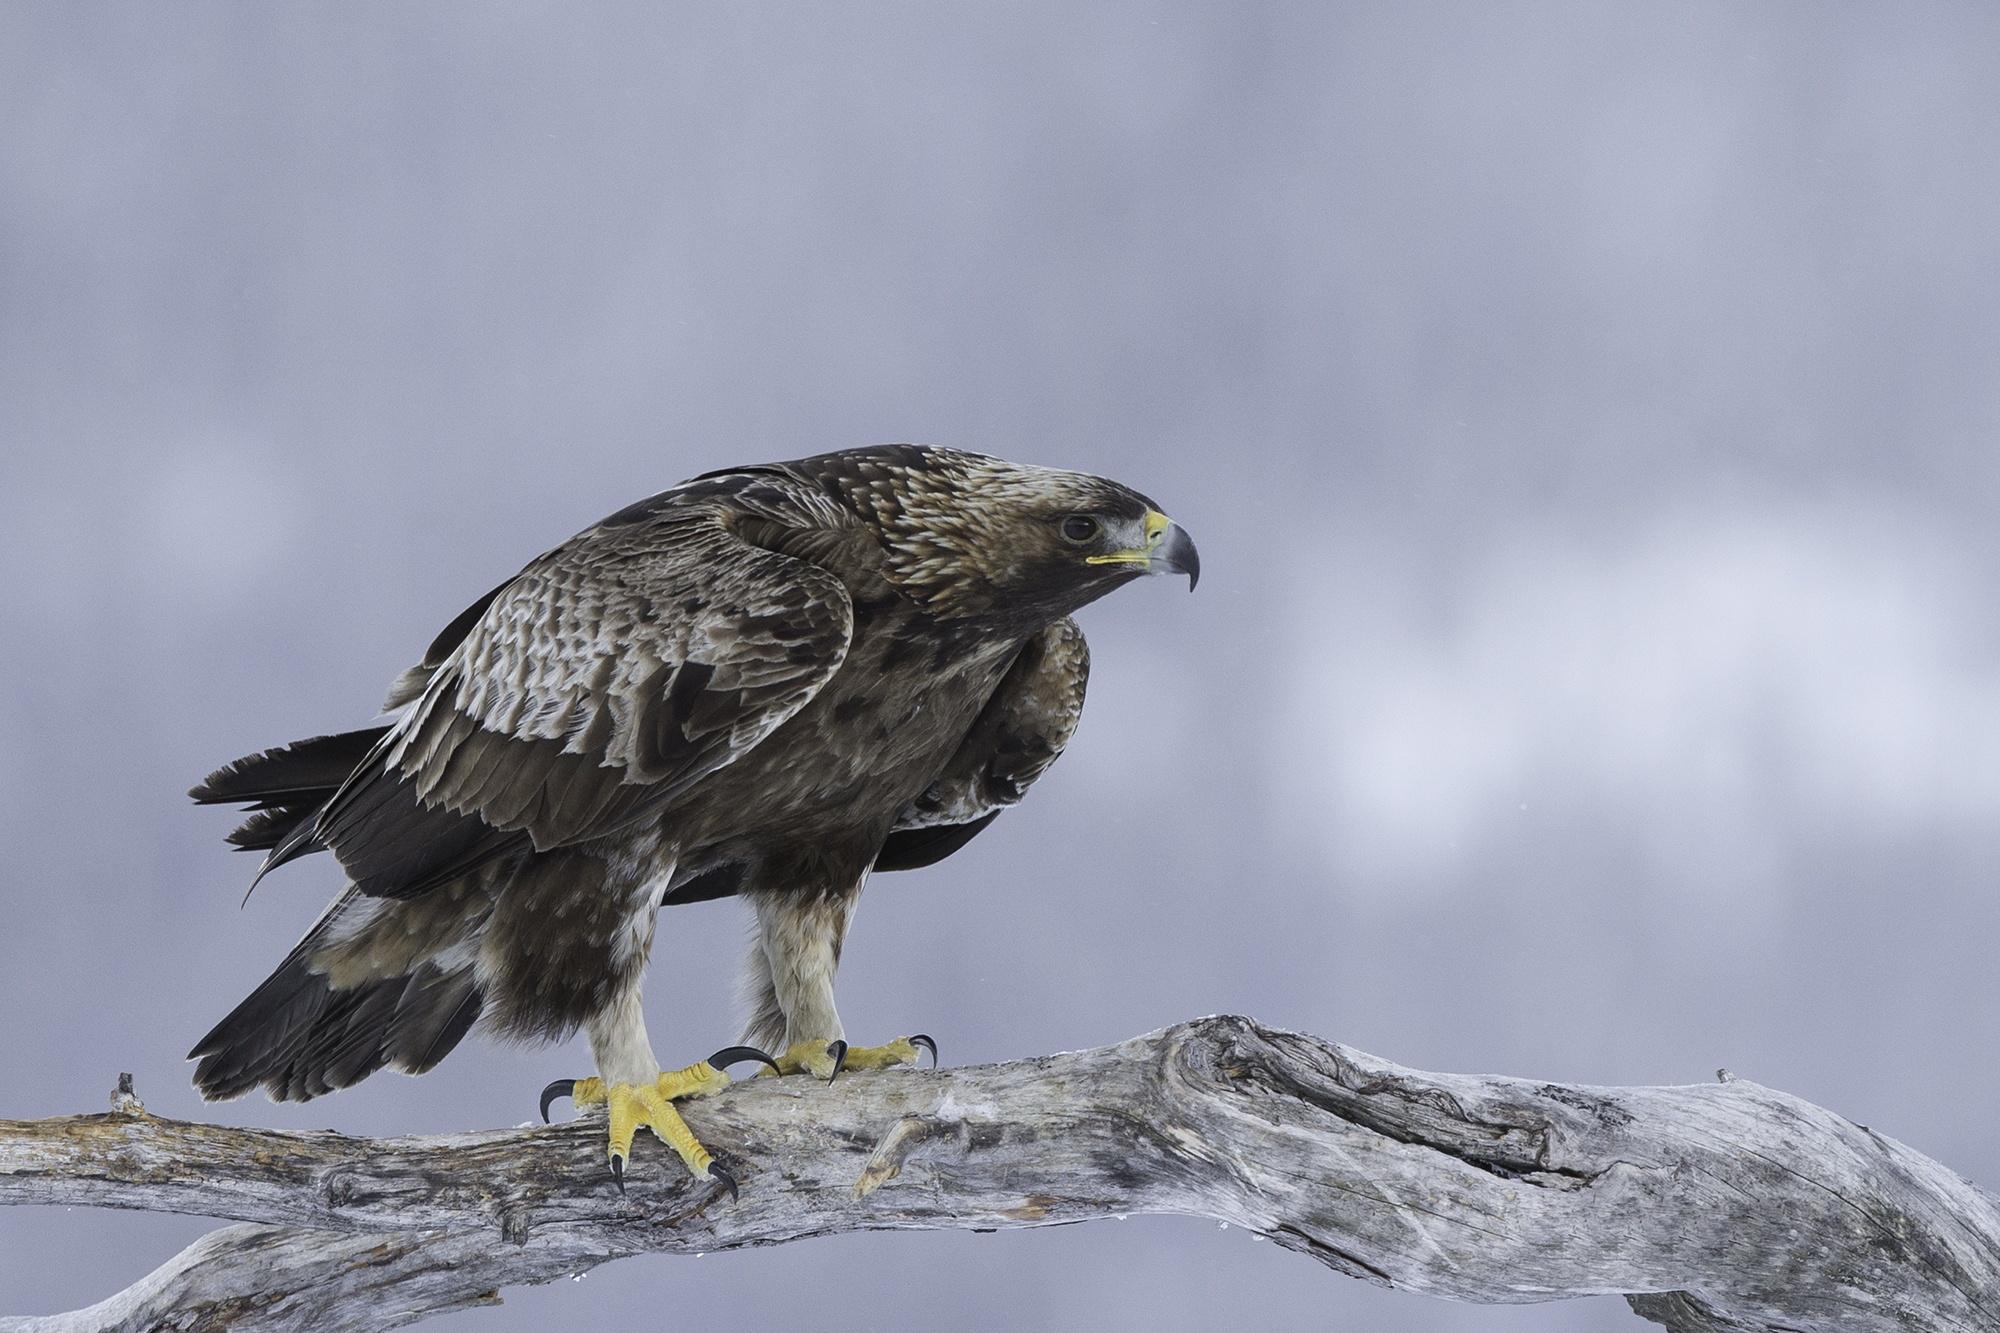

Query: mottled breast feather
left=313, top=476, right=856, bottom=898
left=873, top=615, right=1089, bottom=872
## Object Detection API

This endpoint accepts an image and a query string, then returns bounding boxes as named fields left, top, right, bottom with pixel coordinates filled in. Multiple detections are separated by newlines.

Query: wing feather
left=315, top=491, right=854, bottom=898
left=874, top=616, right=1088, bottom=872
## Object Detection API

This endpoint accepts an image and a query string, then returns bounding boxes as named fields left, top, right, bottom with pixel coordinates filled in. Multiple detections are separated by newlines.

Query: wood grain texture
left=4, top=1017, right=1995, bottom=1332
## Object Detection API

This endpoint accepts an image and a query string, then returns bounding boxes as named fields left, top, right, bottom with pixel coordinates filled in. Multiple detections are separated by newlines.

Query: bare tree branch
left=3, top=1017, right=1996, bottom=1332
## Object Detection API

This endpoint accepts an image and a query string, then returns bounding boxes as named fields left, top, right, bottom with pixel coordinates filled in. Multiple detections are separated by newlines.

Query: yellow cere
left=1086, top=509, right=1172, bottom=567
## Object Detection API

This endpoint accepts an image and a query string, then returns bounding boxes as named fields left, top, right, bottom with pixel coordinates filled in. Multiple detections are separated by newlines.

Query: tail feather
left=284, top=981, right=403, bottom=1100
left=384, top=968, right=484, bottom=1075
left=191, top=727, right=390, bottom=863
left=222, top=806, right=308, bottom=853
left=190, top=728, right=389, bottom=805
left=190, top=896, right=485, bottom=1103
left=189, top=947, right=336, bottom=1100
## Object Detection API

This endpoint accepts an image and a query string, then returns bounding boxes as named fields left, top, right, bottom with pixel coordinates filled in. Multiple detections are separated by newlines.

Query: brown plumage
left=189, top=444, right=1198, bottom=1119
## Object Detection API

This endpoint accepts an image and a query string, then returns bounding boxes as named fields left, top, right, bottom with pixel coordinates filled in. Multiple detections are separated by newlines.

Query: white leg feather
left=749, top=888, right=858, bottom=1049
left=587, top=983, right=661, bottom=1088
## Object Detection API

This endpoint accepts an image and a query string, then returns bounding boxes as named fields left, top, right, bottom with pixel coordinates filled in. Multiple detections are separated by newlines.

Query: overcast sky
left=5, top=5, right=1999, bottom=1331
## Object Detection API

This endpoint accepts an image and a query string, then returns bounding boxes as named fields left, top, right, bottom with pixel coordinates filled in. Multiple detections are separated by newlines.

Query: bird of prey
left=189, top=444, right=1198, bottom=1194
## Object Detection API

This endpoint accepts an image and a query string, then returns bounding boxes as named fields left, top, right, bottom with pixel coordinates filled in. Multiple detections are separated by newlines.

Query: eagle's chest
left=678, top=613, right=1018, bottom=841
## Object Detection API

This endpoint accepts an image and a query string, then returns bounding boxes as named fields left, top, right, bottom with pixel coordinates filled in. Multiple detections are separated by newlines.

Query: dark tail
left=191, top=726, right=389, bottom=886
left=188, top=898, right=484, bottom=1102
left=191, top=726, right=492, bottom=1101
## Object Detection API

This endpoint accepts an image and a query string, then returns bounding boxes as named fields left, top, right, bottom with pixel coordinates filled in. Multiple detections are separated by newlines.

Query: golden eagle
left=189, top=445, right=1198, bottom=1194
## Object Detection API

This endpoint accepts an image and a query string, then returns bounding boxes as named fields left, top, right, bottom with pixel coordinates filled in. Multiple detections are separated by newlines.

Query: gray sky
left=4, top=4, right=1998, bottom=1330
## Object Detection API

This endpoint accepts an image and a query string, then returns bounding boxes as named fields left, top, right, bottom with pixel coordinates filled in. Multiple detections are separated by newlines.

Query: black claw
left=909, top=1034, right=939, bottom=1068
left=610, top=1154, right=626, bottom=1194
left=706, top=1045, right=782, bottom=1076
left=708, top=1161, right=739, bottom=1203
left=825, top=1040, right=848, bottom=1083
left=539, top=1079, right=575, bottom=1124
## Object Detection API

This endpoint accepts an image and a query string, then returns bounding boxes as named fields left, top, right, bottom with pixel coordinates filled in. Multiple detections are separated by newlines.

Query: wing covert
left=316, top=494, right=855, bottom=897
left=874, top=616, right=1088, bottom=872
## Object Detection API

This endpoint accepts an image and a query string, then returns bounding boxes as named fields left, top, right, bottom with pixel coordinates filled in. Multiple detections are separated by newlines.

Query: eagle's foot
left=773, top=1034, right=937, bottom=1081
left=540, top=1046, right=778, bottom=1198
left=838, top=1034, right=939, bottom=1072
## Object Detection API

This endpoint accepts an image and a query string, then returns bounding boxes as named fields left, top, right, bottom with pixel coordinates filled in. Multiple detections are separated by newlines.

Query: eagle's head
left=806, top=444, right=1199, bottom=628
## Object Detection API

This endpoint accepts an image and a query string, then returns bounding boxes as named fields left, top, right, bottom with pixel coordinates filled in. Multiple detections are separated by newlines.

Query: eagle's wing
left=873, top=615, right=1089, bottom=872
left=308, top=489, right=855, bottom=899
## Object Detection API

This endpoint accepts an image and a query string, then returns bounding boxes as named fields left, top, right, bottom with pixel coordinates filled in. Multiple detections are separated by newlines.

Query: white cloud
left=1273, top=503, right=2000, bottom=906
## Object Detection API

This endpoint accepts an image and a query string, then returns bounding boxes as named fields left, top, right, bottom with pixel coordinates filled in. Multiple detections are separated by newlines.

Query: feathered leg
left=738, top=927, right=788, bottom=1056
left=746, top=876, right=934, bottom=1079
left=514, top=853, right=775, bottom=1194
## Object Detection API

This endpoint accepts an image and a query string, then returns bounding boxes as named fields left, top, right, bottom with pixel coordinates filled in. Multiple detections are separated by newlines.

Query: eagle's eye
left=1059, top=514, right=1101, bottom=544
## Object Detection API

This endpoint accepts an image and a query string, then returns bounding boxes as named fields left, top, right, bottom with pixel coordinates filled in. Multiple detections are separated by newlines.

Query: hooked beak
left=1148, top=516, right=1200, bottom=590
left=1087, top=510, right=1200, bottom=590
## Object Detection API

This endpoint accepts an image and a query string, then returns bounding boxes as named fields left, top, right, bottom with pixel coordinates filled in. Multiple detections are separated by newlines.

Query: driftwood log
left=2, top=1016, right=1996, bottom=1332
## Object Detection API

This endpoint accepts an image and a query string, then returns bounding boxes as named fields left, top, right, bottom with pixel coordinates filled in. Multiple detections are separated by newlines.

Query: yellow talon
left=542, top=1059, right=747, bottom=1194
left=605, top=1081, right=712, bottom=1179
left=774, top=1039, right=845, bottom=1080
left=656, top=1059, right=733, bottom=1101
left=773, top=1035, right=936, bottom=1079
left=838, top=1038, right=925, bottom=1071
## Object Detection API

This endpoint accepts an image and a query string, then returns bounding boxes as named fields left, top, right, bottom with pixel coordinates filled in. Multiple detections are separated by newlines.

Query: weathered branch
left=3, top=1017, right=1996, bottom=1332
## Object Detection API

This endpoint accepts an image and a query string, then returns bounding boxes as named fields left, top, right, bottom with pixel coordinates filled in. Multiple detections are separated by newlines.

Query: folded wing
left=308, top=495, right=854, bottom=899
left=874, top=616, right=1089, bottom=872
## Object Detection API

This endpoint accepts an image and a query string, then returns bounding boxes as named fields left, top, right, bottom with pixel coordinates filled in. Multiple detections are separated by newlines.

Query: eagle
left=189, top=444, right=1198, bottom=1195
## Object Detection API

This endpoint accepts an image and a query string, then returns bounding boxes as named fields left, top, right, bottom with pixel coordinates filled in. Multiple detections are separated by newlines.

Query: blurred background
left=4, top=4, right=1998, bottom=1329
